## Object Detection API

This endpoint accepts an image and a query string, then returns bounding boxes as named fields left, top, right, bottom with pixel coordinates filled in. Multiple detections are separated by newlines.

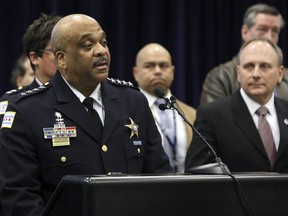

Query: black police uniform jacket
left=0, top=79, right=40, bottom=102
left=0, top=79, right=40, bottom=123
left=0, top=79, right=41, bottom=215
left=0, top=71, right=171, bottom=216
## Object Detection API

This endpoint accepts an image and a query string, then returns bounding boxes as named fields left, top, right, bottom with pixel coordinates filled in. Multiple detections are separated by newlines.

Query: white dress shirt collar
left=139, top=88, right=172, bottom=107
left=240, top=88, right=275, bottom=115
left=60, top=74, right=103, bottom=107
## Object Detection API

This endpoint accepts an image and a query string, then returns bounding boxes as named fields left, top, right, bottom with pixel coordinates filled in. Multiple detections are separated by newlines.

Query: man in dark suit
left=0, top=14, right=171, bottom=215
left=200, top=3, right=288, bottom=104
left=185, top=37, right=288, bottom=173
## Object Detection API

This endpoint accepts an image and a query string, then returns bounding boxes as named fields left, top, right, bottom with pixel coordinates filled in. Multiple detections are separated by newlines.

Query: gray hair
left=243, top=4, right=285, bottom=29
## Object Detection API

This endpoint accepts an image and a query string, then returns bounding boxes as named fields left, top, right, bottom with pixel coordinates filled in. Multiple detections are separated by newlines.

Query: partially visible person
left=185, top=37, right=288, bottom=173
left=0, top=14, right=171, bottom=215
left=0, top=13, right=61, bottom=121
left=133, top=43, right=196, bottom=173
left=10, top=54, right=34, bottom=88
left=0, top=54, right=33, bottom=216
left=0, top=15, right=61, bottom=215
left=23, top=13, right=61, bottom=87
left=200, top=3, right=288, bottom=104
left=1, top=13, right=61, bottom=100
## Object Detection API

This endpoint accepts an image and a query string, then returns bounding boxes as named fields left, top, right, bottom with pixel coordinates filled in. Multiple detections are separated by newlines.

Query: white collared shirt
left=139, top=88, right=187, bottom=173
left=35, top=77, right=43, bottom=86
left=240, top=88, right=279, bottom=150
left=61, top=75, right=105, bottom=125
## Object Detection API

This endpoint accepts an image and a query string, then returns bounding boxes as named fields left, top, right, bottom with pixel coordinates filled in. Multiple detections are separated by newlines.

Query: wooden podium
left=43, top=173, right=288, bottom=216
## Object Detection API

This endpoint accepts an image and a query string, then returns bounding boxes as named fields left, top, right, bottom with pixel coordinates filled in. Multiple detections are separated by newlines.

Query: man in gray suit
left=185, top=37, right=288, bottom=173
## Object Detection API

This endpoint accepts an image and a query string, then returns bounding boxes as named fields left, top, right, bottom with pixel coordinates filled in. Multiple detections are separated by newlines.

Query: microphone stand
left=154, top=90, right=260, bottom=215
left=154, top=89, right=260, bottom=215
left=155, top=89, right=230, bottom=175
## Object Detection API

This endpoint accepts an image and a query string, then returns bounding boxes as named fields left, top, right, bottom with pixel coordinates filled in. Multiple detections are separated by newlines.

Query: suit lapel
left=177, top=100, right=194, bottom=146
left=230, top=90, right=267, bottom=157
left=274, top=98, right=288, bottom=158
left=101, top=81, right=122, bottom=144
left=51, top=72, right=102, bottom=143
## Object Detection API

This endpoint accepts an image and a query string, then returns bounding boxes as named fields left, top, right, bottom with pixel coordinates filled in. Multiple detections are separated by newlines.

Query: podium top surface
left=61, top=172, right=288, bottom=183
left=44, top=173, right=288, bottom=216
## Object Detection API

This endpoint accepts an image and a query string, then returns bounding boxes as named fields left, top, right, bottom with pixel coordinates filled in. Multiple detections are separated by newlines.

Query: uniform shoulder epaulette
left=15, top=82, right=52, bottom=102
left=106, top=78, right=139, bottom=90
left=5, top=86, right=25, bottom=96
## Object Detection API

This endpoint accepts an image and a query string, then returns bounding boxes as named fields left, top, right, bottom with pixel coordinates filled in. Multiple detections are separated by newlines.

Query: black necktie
left=83, top=97, right=103, bottom=138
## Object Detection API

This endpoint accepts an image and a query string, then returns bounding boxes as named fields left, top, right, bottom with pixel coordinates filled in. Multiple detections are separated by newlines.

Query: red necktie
left=256, top=106, right=276, bottom=169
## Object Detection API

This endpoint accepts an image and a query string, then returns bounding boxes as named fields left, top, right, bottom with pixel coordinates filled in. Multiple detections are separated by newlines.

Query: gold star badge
left=125, top=117, right=139, bottom=138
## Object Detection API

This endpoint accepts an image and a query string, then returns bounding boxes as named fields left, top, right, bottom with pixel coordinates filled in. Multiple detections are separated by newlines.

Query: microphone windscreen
left=170, top=95, right=176, bottom=102
left=159, top=103, right=166, bottom=110
left=154, top=88, right=164, bottom=98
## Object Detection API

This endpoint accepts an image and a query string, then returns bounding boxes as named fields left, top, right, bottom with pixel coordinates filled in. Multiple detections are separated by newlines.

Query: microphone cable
left=154, top=88, right=258, bottom=216
left=228, top=173, right=258, bottom=216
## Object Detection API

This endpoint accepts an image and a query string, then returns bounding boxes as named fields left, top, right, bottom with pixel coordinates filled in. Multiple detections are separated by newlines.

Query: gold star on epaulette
left=125, top=117, right=139, bottom=138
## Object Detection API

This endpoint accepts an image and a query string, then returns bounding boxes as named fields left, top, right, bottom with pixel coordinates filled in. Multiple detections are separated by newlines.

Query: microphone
left=154, top=88, right=230, bottom=175
left=154, top=88, right=165, bottom=98
left=154, top=90, right=258, bottom=215
left=154, top=88, right=172, bottom=110
left=158, top=103, right=166, bottom=111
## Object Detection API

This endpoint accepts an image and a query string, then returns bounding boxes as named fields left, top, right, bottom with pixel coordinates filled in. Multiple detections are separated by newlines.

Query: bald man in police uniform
left=0, top=14, right=171, bottom=215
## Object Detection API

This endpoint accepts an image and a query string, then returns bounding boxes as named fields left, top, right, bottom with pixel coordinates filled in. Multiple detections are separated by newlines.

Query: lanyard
left=155, top=110, right=177, bottom=171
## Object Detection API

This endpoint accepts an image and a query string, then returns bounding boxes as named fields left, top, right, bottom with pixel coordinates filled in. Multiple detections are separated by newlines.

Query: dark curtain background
left=0, top=0, right=287, bottom=108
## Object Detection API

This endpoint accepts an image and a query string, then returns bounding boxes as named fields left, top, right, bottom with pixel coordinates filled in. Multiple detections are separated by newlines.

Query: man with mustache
left=0, top=14, right=171, bottom=215
left=185, top=37, right=288, bottom=173
left=133, top=43, right=196, bottom=173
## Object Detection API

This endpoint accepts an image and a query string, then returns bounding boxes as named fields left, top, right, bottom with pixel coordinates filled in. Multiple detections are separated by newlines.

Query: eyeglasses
left=40, top=49, right=53, bottom=54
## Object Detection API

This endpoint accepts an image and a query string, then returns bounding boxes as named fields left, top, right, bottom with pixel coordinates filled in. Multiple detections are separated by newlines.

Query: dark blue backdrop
left=0, top=0, right=287, bottom=107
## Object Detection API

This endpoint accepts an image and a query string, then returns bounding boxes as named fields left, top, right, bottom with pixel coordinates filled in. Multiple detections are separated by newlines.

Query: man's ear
left=241, top=24, right=250, bottom=41
left=236, top=65, right=241, bottom=83
left=29, top=51, right=39, bottom=67
left=277, top=66, right=285, bottom=84
left=55, top=51, right=66, bottom=70
left=133, top=66, right=139, bottom=82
